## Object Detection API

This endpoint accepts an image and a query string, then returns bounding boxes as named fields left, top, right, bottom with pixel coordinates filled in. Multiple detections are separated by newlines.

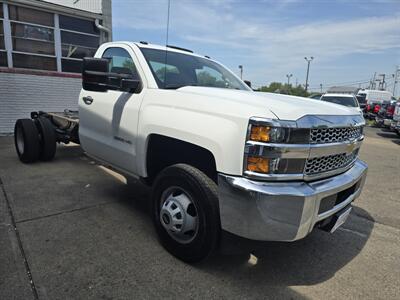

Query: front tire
left=152, top=164, right=220, bottom=263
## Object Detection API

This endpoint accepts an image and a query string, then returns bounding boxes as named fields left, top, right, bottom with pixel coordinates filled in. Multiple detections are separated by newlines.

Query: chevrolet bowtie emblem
left=347, top=140, right=357, bottom=153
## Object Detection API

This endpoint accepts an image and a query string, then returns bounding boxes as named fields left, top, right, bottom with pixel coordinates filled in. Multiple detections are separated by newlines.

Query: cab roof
left=131, top=41, right=210, bottom=59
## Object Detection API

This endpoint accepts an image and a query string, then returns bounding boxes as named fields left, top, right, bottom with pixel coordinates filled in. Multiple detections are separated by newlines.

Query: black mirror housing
left=121, top=78, right=141, bottom=92
left=82, top=58, right=109, bottom=92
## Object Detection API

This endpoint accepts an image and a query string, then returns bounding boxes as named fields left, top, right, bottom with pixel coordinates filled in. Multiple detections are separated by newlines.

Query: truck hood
left=177, top=86, right=359, bottom=120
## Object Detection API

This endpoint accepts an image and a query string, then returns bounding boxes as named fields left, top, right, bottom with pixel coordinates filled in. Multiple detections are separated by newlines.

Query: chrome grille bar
left=310, top=126, right=363, bottom=144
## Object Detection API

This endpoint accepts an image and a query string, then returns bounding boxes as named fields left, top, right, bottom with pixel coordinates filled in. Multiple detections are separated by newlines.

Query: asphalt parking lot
left=1, top=126, right=399, bottom=300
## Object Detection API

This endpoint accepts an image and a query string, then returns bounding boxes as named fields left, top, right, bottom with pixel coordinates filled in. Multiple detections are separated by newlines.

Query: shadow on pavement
left=120, top=177, right=374, bottom=289
left=198, top=207, right=373, bottom=287
left=377, top=131, right=399, bottom=139
left=391, top=139, right=400, bottom=146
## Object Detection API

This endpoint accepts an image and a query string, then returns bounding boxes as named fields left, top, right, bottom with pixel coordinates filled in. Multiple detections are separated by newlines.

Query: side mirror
left=121, top=78, right=141, bottom=92
left=82, top=58, right=109, bottom=92
left=244, top=80, right=252, bottom=88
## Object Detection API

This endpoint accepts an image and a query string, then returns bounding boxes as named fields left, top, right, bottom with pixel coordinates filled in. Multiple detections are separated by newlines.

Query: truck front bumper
left=218, top=159, right=368, bottom=241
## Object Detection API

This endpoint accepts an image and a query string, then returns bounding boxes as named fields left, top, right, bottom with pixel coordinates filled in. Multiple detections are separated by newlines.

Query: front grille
left=310, top=127, right=362, bottom=144
left=304, top=151, right=357, bottom=175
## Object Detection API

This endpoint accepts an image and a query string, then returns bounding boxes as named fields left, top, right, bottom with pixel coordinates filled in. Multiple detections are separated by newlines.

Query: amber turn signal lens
left=250, top=126, right=270, bottom=142
left=247, top=156, right=269, bottom=173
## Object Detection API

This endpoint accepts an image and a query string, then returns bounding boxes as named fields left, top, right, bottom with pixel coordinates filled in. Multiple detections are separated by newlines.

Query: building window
left=0, top=52, right=6, bottom=67
left=0, top=9, right=6, bottom=67
left=0, top=20, right=4, bottom=49
left=7, top=5, right=56, bottom=70
left=8, top=5, right=53, bottom=27
left=60, top=15, right=100, bottom=73
left=13, top=52, right=56, bottom=70
left=0, top=3, right=101, bottom=73
left=11, top=23, right=55, bottom=55
left=59, top=15, right=99, bottom=35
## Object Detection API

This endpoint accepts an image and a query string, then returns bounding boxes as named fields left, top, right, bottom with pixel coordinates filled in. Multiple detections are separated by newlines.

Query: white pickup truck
left=14, top=41, right=368, bottom=262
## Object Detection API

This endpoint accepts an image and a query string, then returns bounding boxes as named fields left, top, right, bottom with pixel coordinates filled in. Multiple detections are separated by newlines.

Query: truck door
left=79, top=45, right=145, bottom=174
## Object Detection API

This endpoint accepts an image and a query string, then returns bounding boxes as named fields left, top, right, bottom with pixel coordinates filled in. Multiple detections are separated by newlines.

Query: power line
left=309, top=78, right=371, bottom=89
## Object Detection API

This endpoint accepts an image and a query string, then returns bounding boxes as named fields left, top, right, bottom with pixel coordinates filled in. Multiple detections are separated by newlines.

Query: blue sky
left=112, top=0, right=400, bottom=95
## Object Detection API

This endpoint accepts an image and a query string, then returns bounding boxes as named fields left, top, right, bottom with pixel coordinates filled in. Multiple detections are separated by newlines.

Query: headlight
left=249, top=125, right=285, bottom=143
left=244, top=117, right=309, bottom=178
left=247, top=117, right=306, bottom=144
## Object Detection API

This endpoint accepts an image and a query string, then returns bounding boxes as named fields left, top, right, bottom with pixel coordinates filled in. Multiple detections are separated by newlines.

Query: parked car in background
left=357, top=89, right=393, bottom=104
left=375, top=100, right=396, bottom=127
left=375, top=101, right=395, bottom=126
left=389, top=101, right=400, bottom=133
left=365, top=101, right=382, bottom=120
left=320, top=93, right=362, bottom=114
left=356, top=94, right=367, bottom=111
left=308, top=93, right=322, bottom=100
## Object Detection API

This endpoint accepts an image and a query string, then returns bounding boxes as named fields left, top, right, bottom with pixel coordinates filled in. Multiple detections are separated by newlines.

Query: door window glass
left=102, top=47, right=139, bottom=79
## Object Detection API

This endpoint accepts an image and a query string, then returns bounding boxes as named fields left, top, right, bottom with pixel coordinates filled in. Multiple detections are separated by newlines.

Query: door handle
left=83, top=96, right=93, bottom=105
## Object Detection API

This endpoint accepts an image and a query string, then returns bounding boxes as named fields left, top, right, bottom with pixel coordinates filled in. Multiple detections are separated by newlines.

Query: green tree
left=257, top=82, right=309, bottom=97
left=196, top=71, right=225, bottom=88
left=155, top=66, right=179, bottom=82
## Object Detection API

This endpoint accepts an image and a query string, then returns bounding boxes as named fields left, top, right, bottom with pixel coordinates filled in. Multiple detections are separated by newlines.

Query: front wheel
left=152, top=164, right=220, bottom=263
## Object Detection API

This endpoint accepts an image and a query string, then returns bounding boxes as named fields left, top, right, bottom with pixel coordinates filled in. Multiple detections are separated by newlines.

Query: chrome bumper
left=218, top=159, right=368, bottom=241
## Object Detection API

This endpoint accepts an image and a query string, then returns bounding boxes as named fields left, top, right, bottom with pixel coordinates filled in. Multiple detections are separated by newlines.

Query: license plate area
left=317, top=206, right=352, bottom=233
left=330, top=206, right=352, bottom=233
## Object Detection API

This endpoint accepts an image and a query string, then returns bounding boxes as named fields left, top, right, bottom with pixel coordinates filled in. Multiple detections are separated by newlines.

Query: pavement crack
left=0, top=177, right=39, bottom=300
left=16, top=200, right=118, bottom=224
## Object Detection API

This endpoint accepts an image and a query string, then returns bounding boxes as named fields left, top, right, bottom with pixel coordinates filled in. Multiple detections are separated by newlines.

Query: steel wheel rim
left=159, top=186, right=199, bottom=244
left=16, top=126, right=24, bottom=155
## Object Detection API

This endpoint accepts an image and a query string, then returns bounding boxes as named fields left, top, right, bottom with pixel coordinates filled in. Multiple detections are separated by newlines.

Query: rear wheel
left=14, top=119, right=40, bottom=163
left=152, top=164, right=220, bottom=263
left=35, top=117, right=56, bottom=161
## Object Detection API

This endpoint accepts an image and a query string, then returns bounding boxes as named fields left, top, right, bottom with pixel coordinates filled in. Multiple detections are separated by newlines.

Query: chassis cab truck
left=14, top=42, right=368, bottom=262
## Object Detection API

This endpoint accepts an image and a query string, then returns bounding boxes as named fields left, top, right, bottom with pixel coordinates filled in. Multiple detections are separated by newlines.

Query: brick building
left=0, top=0, right=112, bottom=133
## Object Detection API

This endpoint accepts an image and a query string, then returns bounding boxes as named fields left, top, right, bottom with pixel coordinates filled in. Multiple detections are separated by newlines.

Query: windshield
left=356, top=94, right=367, bottom=104
left=140, top=48, right=250, bottom=90
left=321, top=96, right=358, bottom=107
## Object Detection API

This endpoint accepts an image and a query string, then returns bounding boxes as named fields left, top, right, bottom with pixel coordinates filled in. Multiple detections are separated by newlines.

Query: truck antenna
left=164, top=0, right=171, bottom=89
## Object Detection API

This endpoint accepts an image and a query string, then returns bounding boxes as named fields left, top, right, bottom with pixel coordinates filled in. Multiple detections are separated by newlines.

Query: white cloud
left=113, top=0, right=400, bottom=86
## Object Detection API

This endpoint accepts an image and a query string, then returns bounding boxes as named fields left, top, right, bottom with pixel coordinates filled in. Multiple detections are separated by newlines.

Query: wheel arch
left=142, top=134, right=218, bottom=184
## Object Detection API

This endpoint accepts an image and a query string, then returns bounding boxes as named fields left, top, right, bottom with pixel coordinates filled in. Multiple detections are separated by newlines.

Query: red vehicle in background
left=375, top=100, right=397, bottom=127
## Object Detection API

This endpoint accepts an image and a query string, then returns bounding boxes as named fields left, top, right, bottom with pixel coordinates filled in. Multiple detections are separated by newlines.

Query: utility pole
left=378, top=74, right=386, bottom=90
left=238, top=65, right=243, bottom=79
left=392, top=66, right=399, bottom=97
left=286, top=73, right=293, bottom=86
left=304, top=56, right=314, bottom=93
left=286, top=74, right=293, bottom=94
left=375, top=79, right=381, bottom=90
left=320, top=83, right=323, bottom=93
left=371, top=72, right=377, bottom=89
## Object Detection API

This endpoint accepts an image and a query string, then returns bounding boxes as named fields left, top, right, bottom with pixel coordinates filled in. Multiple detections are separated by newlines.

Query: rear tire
left=35, top=117, right=56, bottom=161
left=14, top=119, right=40, bottom=163
left=152, top=164, right=220, bottom=263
